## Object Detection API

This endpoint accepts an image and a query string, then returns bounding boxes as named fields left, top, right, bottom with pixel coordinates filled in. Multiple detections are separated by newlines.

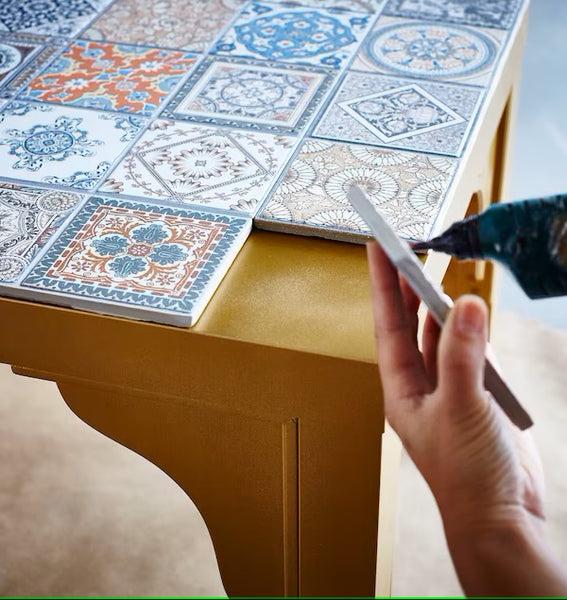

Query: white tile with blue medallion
left=382, top=0, right=525, bottom=30
left=313, top=71, right=483, bottom=156
left=101, top=119, right=298, bottom=215
left=352, top=15, right=506, bottom=86
left=0, top=182, right=84, bottom=283
left=0, top=101, right=145, bottom=190
left=0, top=0, right=113, bottom=37
left=162, top=56, right=336, bottom=135
left=16, top=196, right=252, bottom=326
left=213, top=1, right=374, bottom=69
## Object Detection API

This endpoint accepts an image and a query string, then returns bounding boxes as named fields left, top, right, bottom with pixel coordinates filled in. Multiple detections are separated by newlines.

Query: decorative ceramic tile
left=22, top=40, right=198, bottom=115
left=313, top=71, right=482, bottom=156
left=213, top=1, right=372, bottom=69
left=339, top=85, right=465, bottom=140
left=101, top=119, right=297, bottom=214
left=303, top=0, right=384, bottom=11
left=0, top=183, right=83, bottom=282
left=84, top=0, right=245, bottom=51
left=163, top=56, right=335, bottom=134
left=0, top=0, right=110, bottom=36
left=255, top=138, right=457, bottom=242
left=0, top=33, right=61, bottom=100
left=20, top=196, right=252, bottom=326
left=0, top=101, right=145, bottom=190
left=383, top=0, right=524, bottom=30
left=352, top=16, right=505, bottom=85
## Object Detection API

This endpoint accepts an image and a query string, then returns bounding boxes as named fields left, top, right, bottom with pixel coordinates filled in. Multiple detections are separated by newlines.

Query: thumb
left=438, top=295, right=488, bottom=402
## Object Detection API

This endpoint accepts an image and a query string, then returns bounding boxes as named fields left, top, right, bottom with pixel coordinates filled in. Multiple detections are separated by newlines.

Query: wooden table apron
left=0, top=14, right=527, bottom=598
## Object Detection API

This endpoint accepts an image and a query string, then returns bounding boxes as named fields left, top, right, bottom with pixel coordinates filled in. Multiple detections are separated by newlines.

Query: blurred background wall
left=498, top=0, right=567, bottom=328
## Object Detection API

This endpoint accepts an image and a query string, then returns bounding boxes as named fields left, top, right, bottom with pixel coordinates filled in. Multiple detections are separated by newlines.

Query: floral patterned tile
left=22, top=40, right=199, bottom=115
left=382, top=0, right=525, bottom=30
left=0, top=0, right=111, bottom=36
left=213, top=1, right=373, bottom=69
left=313, top=71, right=483, bottom=156
left=0, top=182, right=84, bottom=283
left=18, top=196, right=252, bottom=326
left=0, top=101, right=145, bottom=190
left=162, top=55, right=336, bottom=135
left=351, top=15, right=506, bottom=86
left=0, top=33, right=61, bottom=100
left=83, top=0, right=246, bottom=51
left=101, top=119, right=298, bottom=215
left=255, top=138, right=457, bottom=242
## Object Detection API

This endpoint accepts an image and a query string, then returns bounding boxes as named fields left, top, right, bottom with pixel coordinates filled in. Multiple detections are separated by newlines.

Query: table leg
left=15, top=346, right=386, bottom=597
left=54, top=379, right=299, bottom=597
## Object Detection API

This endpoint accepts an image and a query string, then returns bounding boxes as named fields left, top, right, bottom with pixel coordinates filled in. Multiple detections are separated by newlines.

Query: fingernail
left=456, top=299, right=485, bottom=334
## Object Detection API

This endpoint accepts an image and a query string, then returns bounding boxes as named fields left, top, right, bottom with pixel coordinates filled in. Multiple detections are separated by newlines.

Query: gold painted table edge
left=0, top=9, right=528, bottom=598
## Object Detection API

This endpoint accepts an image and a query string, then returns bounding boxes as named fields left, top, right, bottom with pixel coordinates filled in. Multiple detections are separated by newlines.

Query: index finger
left=366, top=241, right=430, bottom=403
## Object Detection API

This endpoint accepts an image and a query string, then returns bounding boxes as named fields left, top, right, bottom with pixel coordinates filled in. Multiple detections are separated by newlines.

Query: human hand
left=366, top=241, right=559, bottom=595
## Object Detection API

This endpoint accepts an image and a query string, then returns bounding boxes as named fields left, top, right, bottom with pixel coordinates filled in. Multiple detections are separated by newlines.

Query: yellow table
left=0, top=7, right=528, bottom=599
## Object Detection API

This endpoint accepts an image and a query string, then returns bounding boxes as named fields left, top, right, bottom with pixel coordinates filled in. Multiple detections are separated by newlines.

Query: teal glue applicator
left=412, top=194, right=567, bottom=299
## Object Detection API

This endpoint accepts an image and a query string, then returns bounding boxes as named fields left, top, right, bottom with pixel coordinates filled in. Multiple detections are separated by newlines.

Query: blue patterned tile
left=0, top=0, right=110, bottom=36
left=0, top=182, right=83, bottom=282
left=340, top=86, right=465, bottom=139
left=0, top=101, right=146, bottom=190
left=0, top=33, right=61, bottom=100
left=20, top=196, right=252, bottom=326
left=313, top=71, right=482, bottom=156
left=163, top=56, right=336, bottom=134
left=352, top=16, right=506, bottom=85
left=383, top=0, right=525, bottom=30
left=101, top=119, right=298, bottom=214
left=213, top=1, right=373, bottom=69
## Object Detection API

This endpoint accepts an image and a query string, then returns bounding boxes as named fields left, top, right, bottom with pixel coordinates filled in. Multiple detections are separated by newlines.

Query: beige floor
left=0, top=310, right=566, bottom=597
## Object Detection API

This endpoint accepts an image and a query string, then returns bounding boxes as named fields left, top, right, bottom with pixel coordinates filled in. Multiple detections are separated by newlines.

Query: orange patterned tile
left=23, top=40, right=198, bottom=115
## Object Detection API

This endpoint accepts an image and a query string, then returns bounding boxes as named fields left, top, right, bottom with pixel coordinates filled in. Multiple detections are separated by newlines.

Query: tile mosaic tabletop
left=0, top=0, right=527, bottom=326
